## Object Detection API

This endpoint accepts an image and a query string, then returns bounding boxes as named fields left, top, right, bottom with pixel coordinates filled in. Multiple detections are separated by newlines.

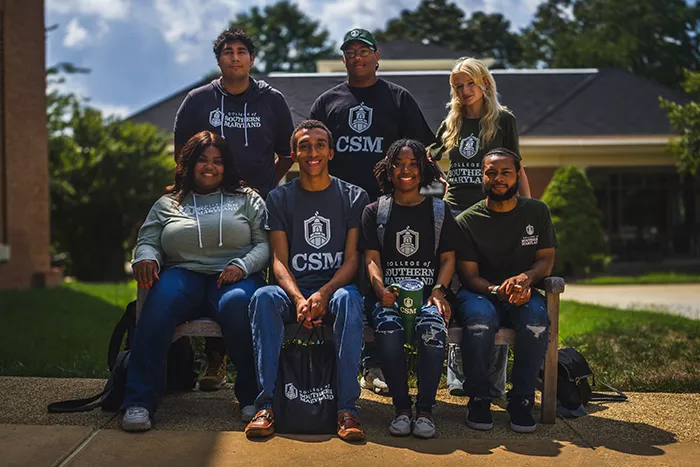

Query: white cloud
left=151, top=0, right=260, bottom=63
left=47, top=0, right=130, bottom=20
left=92, top=102, right=132, bottom=118
left=96, top=19, right=110, bottom=39
left=63, top=18, right=89, bottom=48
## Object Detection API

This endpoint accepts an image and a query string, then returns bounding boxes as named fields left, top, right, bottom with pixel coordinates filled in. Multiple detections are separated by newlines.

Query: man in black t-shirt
left=310, top=28, right=436, bottom=394
left=454, top=148, right=557, bottom=434
left=360, top=139, right=457, bottom=438
left=245, top=120, right=368, bottom=442
left=310, top=29, right=435, bottom=204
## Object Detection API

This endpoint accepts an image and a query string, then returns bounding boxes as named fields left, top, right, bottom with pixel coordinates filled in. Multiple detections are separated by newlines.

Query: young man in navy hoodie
left=172, top=28, right=295, bottom=398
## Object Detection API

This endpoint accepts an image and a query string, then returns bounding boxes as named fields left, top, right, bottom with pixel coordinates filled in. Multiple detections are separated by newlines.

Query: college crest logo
left=285, top=383, right=298, bottom=400
left=348, top=103, right=373, bottom=133
left=209, top=109, right=223, bottom=127
left=304, top=211, right=331, bottom=249
left=459, top=135, right=479, bottom=159
left=403, top=297, right=414, bottom=308
left=396, top=226, right=419, bottom=257
left=526, top=224, right=534, bottom=236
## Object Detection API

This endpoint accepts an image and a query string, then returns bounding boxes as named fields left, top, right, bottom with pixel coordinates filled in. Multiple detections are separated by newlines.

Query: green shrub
left=541, top=165, right=607, bottom=276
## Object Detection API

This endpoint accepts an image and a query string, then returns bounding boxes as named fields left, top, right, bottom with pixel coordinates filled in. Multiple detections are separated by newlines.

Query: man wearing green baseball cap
left=310, top=27, right=436, bottom=396
left=340, top=28, right=378, bottom=51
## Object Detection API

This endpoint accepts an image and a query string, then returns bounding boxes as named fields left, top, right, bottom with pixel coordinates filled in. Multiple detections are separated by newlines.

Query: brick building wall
left=0, top=0, right=52, bottom=289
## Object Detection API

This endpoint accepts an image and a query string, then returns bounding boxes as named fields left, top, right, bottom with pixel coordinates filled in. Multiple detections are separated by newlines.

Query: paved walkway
left=564, top=284, right=700, bottom=320
left=1, top=377, right=699, bottom=466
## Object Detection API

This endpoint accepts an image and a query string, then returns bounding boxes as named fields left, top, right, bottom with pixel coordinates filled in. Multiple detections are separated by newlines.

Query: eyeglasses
left=343, top=48, right=374, bottom=59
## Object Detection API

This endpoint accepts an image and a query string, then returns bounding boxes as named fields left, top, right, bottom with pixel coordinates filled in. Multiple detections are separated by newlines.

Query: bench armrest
left=542, top=276, right=565, bottom=294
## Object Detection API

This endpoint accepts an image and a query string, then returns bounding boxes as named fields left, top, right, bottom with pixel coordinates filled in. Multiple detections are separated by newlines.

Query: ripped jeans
left=454, top=288, right=549, bottom=400
left=372, top=302, right=447, bottom=414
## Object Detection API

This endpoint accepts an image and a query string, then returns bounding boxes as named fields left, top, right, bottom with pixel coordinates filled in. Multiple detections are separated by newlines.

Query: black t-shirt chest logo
left=348, top=103, right=373, bottom=133
left=304, top=211, right=332, bottom=249
left=459, top=135, right=480, bottom=159
left=396, top=226, right=420, bottom=257
left=521, top=224, right=539, bottom=246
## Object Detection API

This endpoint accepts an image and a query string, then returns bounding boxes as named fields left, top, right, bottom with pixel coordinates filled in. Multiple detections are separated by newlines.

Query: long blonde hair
left=441, top=57, right=504, bottom=152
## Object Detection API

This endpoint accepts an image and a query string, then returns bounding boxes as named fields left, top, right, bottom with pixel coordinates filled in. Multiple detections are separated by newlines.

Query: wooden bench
left=136, top=276, right=565, bottom=424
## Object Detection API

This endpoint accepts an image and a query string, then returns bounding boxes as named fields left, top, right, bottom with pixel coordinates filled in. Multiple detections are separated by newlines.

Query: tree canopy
left=229, top=0, right=335, bottom=73
left=660, top=70, right=700, bottom=175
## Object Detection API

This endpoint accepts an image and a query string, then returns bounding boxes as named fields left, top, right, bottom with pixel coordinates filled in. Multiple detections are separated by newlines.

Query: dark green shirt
left=456, top=197, right=557, bottom=285
left=430, top=110, right=520, bottom=213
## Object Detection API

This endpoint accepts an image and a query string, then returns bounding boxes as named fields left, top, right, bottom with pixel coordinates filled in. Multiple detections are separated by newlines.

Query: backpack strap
left=432, top=197, right=445, bottom=255
left=376, top=194, right=393, bottom=249
left=590, top=382, right=628, bottom=402
left=107, top=301, right=136, bottom=371
left=47, top=386, right=111, bottom=413
left=377, top=194, right=445, bottom=254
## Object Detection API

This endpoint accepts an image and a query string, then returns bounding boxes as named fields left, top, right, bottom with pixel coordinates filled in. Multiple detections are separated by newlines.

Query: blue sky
left=46, top=0, right=545, bottom=118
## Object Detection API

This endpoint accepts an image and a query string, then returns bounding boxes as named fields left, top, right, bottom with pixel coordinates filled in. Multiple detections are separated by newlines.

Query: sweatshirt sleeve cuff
left=229, top=258, right=249, bottom=278
left=132, top=256, right=161, bottom=273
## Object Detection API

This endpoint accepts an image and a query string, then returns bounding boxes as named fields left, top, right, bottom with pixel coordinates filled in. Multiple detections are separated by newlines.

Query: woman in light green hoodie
left=121, top=131, right=269, bottom=432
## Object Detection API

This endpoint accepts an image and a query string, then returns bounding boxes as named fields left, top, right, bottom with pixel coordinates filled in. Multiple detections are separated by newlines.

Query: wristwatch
left=490, top=285, right=501, bottom=299
left=432, top=284, right=449, bottom=297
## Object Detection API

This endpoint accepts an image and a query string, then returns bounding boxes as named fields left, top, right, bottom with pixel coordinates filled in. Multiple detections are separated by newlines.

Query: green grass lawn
left=577, top=271, right=700, bottom=285
left=0, top=282, right=135, bottom=378
left=1, top=282, right=698, bottom=392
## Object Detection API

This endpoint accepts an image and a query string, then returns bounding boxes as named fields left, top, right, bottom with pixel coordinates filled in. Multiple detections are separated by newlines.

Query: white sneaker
left=412, top=415, right=436, bottom=439
left=241, top=405, right=256, bottom=423
left=360, top=367, right=390, bottom=395
left=122, top=406, right=151, bottom=432
left=388, top=414, right=411, bottom=436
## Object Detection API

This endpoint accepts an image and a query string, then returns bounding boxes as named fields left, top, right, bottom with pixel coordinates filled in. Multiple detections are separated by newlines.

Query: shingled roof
left=128, top=68, right=687, bottom=137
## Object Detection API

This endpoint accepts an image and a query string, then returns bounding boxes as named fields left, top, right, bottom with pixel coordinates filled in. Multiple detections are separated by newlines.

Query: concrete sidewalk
left=564, top=284, right=700, bottom=320
left=1, top=377, right=699, bottom=466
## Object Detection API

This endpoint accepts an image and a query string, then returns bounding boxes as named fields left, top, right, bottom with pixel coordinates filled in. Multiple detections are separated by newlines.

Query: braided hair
left=373, top=139, right=442, bottom=194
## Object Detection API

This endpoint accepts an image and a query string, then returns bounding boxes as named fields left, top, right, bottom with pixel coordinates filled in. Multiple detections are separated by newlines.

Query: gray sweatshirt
left=133, top=188, right=269, bottom=276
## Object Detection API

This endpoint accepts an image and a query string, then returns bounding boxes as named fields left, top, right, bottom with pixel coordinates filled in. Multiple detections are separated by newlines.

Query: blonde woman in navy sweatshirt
left=121, top=131, right=269, bottom=432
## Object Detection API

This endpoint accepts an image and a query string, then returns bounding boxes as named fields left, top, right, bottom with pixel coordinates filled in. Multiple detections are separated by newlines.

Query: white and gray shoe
left=412, top=415, right=436, bottom=439
left=360, top=367, right=390, bottom=395
left=241, top=405, right=257, bottom=423
left=122, top=406, right=151, bottom=432
left=388, top=414, right=412, bottom=436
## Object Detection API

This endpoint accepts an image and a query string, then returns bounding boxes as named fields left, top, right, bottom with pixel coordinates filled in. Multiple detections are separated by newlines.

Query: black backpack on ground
left=538, top=347, right=627, bottom=417
left=48, top=301, right=197, bottom=413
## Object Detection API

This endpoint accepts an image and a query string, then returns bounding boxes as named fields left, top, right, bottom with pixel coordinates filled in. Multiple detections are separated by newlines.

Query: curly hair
left=373, top=139, right=442, bottom=194
left=441, top=57, right=506, bottom=152
left=166, top=131, right=245, bottom=203
left=213, top=27, right=256, bottom=60
left=290, top=119, right=334, bottom=154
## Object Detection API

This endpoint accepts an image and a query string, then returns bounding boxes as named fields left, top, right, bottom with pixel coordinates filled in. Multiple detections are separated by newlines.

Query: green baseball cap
left=341, top=28, right=378, bottom=51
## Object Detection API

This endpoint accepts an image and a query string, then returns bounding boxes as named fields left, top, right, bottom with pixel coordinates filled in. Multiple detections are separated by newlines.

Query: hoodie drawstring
left=243, top=102, right=249, bottom=147
left=219, top=95, right=226, bottom=139
left=191, top=192, right=224, bottom=248
left=192, top=194, right=203, bottom=249
left=218, top=191, right=224, bottom=247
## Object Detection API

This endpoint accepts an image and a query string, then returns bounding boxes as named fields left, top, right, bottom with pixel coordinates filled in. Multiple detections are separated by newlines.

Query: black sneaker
left=507, top=397, right=536, bottom=433
left=466, top=397, right=493, bottom=430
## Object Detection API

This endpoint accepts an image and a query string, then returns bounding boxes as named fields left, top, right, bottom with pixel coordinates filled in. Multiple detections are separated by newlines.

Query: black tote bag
left=273, top=325, right=337, bottom=434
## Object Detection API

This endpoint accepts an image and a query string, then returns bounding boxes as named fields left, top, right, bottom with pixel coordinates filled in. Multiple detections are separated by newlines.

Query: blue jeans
left=361, top=295, right=381, bottom=371
left=455, top=288, right=549, bottom=400
left=446, top=342, right=508, bottom=397
left=372, top=302, right=447, bottom=414
left=249, top=284, right=364, bottom=416
left=122, top=267, right=264, bottom=413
